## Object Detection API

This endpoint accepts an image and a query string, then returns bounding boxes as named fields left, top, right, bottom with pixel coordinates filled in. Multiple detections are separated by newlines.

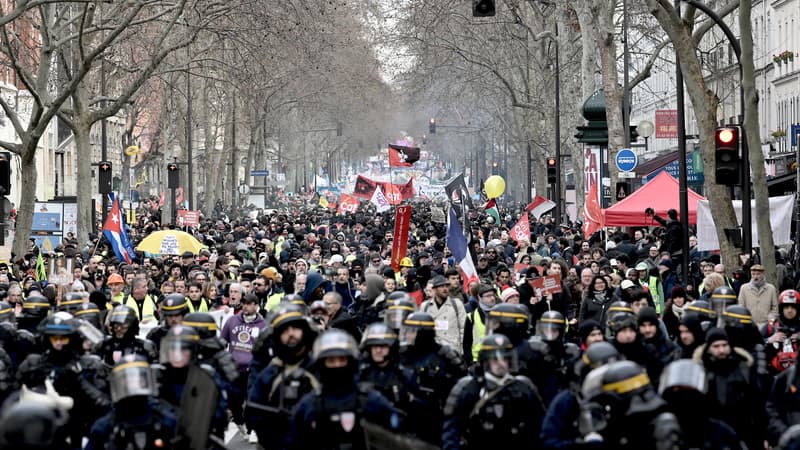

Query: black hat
left=578, top=319, right=604, bottom=342
left=637, top=306, right=659, bottom=326
left=181, top=251, right=194, bottom=259
left=431, top=275, right=449, bottom=288
left=705, top=327, right=728, bottom=346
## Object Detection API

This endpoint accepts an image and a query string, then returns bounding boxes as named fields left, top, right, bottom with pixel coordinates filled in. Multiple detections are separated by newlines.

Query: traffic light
left=473, top=0, right=496, bottom=16
left=714, top=126, right=740, bottom=185
left=167, top=163, right=180, bottom=189
left=429, top=118, right=436, bottom=134
left=98, top=161, right=112, bottom=194
left=546, top=157, right=557, bottom=184
left=336, top=122, right=343, bottom=137
left=0, top=152, right=11, bottom=195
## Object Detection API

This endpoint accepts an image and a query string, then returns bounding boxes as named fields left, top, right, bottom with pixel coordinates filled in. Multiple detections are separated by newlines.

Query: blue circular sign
left=616, top=148, right=638, bottom=172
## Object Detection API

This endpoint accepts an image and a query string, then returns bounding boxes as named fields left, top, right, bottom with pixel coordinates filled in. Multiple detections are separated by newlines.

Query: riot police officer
left=578, top=360, right=681, bottom=449
left=17, top=293, right=50, bottom=333
left=359, top=322, right=423, bottom=418
left=146, top=293, right=189, bottom=350
left=247, top=303, right=320, bottom=448
left=284, top=329, right=401, bottom=450
left=528, top=310, right=580, bottom=405
left=156, top=324, right=229, bottom=444
left=85, top=354, right=178, bottom=450
left=0, top=300, right=36, bottom=371
left=17, top=313, right=110, bottom=448
left=442, top=333, right=545, bottom=450
left=485, top=303, right=532, bottom=377
left=384, top=295, right=417, bottom=332
left=398, top=311, right=465, bottom=445
left=659, top=359, right=745, bottom=449
left=182, top=311, right=239, bottom=384
left=540, top=341, right=621, bottom=449
left=97, top=305, right=157, bottom=365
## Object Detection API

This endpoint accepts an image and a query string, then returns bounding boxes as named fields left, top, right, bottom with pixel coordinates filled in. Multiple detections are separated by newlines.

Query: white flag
left=370, top=187, right=391, bottom=212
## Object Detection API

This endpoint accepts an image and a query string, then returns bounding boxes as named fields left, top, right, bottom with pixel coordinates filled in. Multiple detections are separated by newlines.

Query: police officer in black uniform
left=97, top=304, right=157, bottom=365
left=398, top=311, right=465, bottom=446
left=17, top=293, right=50, bottom=333
left=284, top=329, right=401, bottom=450
left=540, top=341, right=621, bottom=449
left=146, top=293, right=189, bottom=350
left=85, top=354, right=178, bottom=450
left=0, top=300, right=36, bottom=371
left=359, top=322, right=424, bottom=419
left=442, top=333, right=545, bottom=450
left=182, top=311, right=239, bottom=384
left=578, top=360, right=681, bottom=449
left=247, top=303, right=320, bottom=449
left=528, top=310, right=580, bottom=406
left=16, top=313, right=110, bottom=449
left=659, top=359, right=746, bottom=449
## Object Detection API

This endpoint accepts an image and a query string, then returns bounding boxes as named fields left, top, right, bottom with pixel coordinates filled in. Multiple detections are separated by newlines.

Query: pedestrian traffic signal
left=98, top=161, right=112, bottom=194
left=473, top=0, right=496, bottom=16
left=546, top=157, right=557, bottom=184
left=714, top=126, right=740, bottom=185
left=0, top=152, right=10, bottom=195
left=336, top=122, right=343, bottom=137
left=167, top=163, right=179, bottom=189
left=429, top=118, right=436, bottom=134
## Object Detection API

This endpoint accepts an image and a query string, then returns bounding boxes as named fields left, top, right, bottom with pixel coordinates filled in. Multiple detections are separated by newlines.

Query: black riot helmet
left=312, top=329, right=359, bottom=363
left=279, top=294, right=309, bottom=315
left=57, top=294, right=85, bottom=315
left=400, top=312, right=437, bottom=350
left=361, top=322, right=398, bottom=349
left=159, top=325, right=199, bottom=368
left=722, top=305, right=753, bottom=329
left=109, top=305, right=139, bottom=339
left=536, top=310, right=566, bottom=342
left=109, top=354, right=157, bottom=403
left=182, top=312, right=218, bottom=340
left=658, top=360, right=708, bottom=417
left=0, top=301, right=13, bottom=324
left=478, top=333, right=517, bottom=378
left=574, top=341, right=622, bottom=382
left=39, top=313, right=81, bottom=353
left=22, top=294, right=50, bottom=319
left=710, top=285, right=737, bottom=317
left=486, top=303, right=530, bottom=344
left=161, top=294, right=189, bottom=317
left=72, top=302, right=101, bottom=329
left=605, top=302, right=637, bottom=340
left=384, top=294, right=417, bottom=330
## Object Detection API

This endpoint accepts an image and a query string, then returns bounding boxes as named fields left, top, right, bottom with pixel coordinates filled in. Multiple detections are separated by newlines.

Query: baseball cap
left=635, top=262, right=649, bottom=271
left=329, top=254, right=344, bottom=264
left=621, top=280, right=636, bottom=290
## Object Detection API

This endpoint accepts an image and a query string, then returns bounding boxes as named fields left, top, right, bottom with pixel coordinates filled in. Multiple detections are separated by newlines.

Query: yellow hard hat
left=400, top=257, right=413, bottom=268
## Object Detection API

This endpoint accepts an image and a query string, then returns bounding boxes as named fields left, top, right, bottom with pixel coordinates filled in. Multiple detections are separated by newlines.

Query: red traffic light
left=547, top=158, right=556, bottom=167
left=168, top=163, right=178, bottom=171
left=716, top=128, right=737, bottom=145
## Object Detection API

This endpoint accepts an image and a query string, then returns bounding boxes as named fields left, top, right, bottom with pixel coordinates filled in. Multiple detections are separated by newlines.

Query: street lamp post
left=637, top=120, right=655, bottom=153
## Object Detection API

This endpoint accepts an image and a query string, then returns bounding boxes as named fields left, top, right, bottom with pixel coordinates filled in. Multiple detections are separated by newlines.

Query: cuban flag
left=103, top=194, right=136, bottom=264
left=446, top=207, right=479, bottom=292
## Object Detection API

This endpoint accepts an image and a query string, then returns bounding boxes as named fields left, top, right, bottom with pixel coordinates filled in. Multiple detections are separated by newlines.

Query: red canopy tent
left=602, top=170, right=706, bottom=226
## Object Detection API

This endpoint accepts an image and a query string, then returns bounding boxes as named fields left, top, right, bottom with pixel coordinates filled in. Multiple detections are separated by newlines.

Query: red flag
left=526, top=196, right=556, bottom=219
left=582, top=183, right=604, bottom=236
left=175, top=187, right=184, bottom=205
left=391, top=205, right=412, bottom=271
left=158, top=192, right=165, bottom=208
left=509, top=212, right=530, bottom=244
left=337, top=194, right=360, bottom=214
left=388, top=144, right=420, bottom=167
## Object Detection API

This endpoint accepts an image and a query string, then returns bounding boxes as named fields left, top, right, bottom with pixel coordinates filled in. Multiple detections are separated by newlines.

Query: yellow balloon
left=484, top=175, right=506, bottom=198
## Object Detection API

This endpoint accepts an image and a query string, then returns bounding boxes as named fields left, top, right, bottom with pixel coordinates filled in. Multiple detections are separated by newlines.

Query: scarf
left=752, top=278, right=766, bottom=289
left=672, top=303, right=685, bottom=320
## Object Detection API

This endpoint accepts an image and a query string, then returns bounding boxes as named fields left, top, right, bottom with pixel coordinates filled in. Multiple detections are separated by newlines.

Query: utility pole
left=186, top=48, right=194, bottom=210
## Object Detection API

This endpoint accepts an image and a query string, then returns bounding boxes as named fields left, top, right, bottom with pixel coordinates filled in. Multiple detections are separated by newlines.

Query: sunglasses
left=253, top=282, right=264, bottom=286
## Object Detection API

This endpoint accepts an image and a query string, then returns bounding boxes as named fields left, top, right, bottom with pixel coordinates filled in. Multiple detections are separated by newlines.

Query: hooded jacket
left=301, top=272, right=327, bottom=304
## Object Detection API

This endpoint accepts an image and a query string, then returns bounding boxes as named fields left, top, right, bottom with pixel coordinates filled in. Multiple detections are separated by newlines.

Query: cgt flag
left=337, top=194, right=360, bottom=214
left=391, top=205, right=412, bottom=271
left=509, top=212, right=530, bottom=244
left=583, top=182, right=604, bottom=237
left=388, top=144, right=420, bottom=167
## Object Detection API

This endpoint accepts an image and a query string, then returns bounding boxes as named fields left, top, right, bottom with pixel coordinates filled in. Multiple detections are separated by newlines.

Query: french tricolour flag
left=103, top=194, right=135, bottom=264
left=447, top=207, right=479, bottom=291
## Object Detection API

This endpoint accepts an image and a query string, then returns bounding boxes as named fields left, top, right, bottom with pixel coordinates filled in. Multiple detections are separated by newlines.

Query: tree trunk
left=647, top=0, right=740, bottom=272
left=74, top=121, right=95, bottom=248
left=740, top=0, right=776, bottom=283
left=12, top=147, right=38, bottom=258
left=574, top=0, right=599, bottom=214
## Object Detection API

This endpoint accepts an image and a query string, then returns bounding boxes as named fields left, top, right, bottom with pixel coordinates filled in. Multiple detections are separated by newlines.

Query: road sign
left=251, top=170, right=269, bottom=176
left=238, top=184, right=250, bottom=195
left=618, top=171, right=636, bottom=178
left=615, top=148, right=638, bottom=172
left=792, top=123, right=800, bottom=147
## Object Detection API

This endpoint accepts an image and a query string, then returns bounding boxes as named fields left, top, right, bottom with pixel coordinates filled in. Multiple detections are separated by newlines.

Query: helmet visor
left=536, top=321, right=562, bottom=341
left=658, top=360, right=707, bottom=395
left=399, top=325, right=418, bottom=348
left=159, top=335, right=195, bottom=367
left=385, top=307, right=413, bottom=330
left=481, top=349, right=518, bottom=378
left=110, top=362, right=156, bottom=402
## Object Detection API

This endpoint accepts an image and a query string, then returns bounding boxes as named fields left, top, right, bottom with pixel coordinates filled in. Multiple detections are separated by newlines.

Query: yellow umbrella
left=136, top=230, right=207, bottom=256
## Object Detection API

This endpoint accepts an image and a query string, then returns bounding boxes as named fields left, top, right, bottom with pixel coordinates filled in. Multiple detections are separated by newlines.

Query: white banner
left=696, top=194, right=795, bottom=251
left=370, top=187, right=391, bottom=213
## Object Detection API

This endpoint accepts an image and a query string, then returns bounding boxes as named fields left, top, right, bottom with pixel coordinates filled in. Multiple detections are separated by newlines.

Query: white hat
left=329, top=254, right=344, bottom=264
